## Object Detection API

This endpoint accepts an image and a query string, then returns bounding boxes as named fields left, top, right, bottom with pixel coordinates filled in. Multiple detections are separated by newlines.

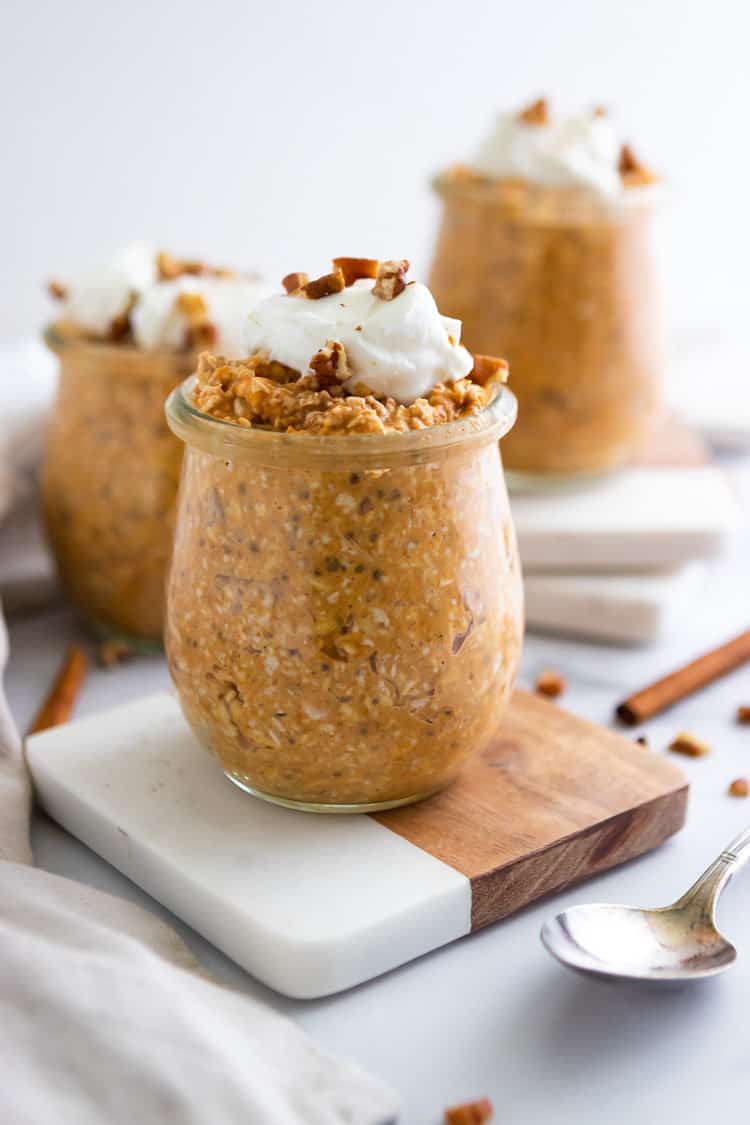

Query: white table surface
left=6, top=458, right=750, bottom=1125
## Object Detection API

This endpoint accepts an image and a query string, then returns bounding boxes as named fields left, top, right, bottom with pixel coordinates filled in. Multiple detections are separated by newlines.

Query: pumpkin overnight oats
left=165, top=258, right=523, bottom=812
left=429, top=98, right=665, bottom=483
left=42, top=245, right=268, bottom=644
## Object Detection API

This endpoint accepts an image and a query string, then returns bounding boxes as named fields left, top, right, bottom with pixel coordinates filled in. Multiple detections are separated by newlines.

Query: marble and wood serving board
left=26, top=690, right=688, bottom=999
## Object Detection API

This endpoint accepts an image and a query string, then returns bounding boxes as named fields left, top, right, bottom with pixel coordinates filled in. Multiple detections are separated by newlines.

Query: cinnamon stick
left=27, top=645, right=88, bottom=735
left=615, top=629, right=750, bottom=726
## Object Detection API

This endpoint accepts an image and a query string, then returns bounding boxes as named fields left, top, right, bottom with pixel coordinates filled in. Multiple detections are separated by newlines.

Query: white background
left=3, top=0, right=750, bottom=351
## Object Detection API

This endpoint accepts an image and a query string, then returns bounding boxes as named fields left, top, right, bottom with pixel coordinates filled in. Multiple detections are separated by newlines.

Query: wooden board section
left=376, top=690, right=688, bottom=930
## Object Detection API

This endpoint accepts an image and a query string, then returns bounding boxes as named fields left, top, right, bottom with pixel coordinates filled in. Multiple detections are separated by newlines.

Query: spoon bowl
left=541, top=826, right=750, bottom=983
left=542, top=903, right=737, bottom=983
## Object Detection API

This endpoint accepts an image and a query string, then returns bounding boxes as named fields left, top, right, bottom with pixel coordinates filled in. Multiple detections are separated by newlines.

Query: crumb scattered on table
left=729, top=778, right=749, bottom=797
left=668, top=731, right=712, bottom=758
left=445, top=1097, right=493, bottom=1124
left=535, top=669, right=566, bottom=699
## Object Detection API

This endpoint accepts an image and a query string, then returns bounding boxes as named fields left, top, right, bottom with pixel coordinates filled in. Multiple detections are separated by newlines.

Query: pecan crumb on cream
left=518, top=97, right=549, bottom=126
left=309, top=340, right=350, bottom=388
left=618, top=143, right=657, bottom=188
left=282, top=271, right=310, bottom=295
left=47, top=280, right=68, bottom=301
left=305, top=269, right=346, bottom=299
left=373, top=259, right=410, bottom=301
left=332, top=257, right=380, bottom=285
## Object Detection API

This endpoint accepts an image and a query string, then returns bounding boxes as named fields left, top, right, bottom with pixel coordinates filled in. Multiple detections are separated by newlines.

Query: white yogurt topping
left=243, top=279, right=473, bottom=403
left=131, top=276, right=270, bottom=357
left=62, top=243, right=157, bottom=338
left=474, top=108, right=622, bottom=197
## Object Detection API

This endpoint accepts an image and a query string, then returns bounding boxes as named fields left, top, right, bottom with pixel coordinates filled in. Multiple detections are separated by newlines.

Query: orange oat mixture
left=191, top=349, right=507, bottom=435
left=165, top=258, right=522, bottom=810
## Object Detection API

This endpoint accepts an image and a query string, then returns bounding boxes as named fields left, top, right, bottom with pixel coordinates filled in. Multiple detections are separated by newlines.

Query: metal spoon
left=540, top=825, right=750, bottom=982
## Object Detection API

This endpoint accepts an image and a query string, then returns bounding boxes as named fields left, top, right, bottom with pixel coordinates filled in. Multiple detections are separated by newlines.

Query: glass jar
left=429, top=177, right=665, bottom=486
left=41, top=327, right=194, bottom=644
left=164, top=378, right=523, bottom=813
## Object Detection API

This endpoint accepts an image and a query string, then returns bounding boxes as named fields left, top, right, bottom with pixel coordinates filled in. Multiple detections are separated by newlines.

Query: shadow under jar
left=429, top=177, right=665, bottom=487
left=165, top=377, right=523, bottom=813
left=42, top=326, right=193, bottom=645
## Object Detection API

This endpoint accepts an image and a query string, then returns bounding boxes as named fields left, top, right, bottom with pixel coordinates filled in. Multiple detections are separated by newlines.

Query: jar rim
left=43, top=322, right=196, bottom=377
left=165, top=375, right=517, bottom=469
left=431, top=170, right=666, bottom=217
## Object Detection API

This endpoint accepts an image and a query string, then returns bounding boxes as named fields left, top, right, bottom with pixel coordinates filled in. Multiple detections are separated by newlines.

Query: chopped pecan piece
left=108, top=313, right=131, bottom=341
left=305, top=269, right=346, bottom=300
left=618, top=143, right=657, bottom=187
left=309, top=340, right=350, bottom=388
left=282, top=271, right=310, bottom=295
left=176, top=291, right=217, bottom=349
left=535, top=669, right=566, bottom=699
left=736, top=705, right=750, bottom=724
left=157, top=250, right=235, bottom=281
left=518, top=97, right=549, bottom=126
left=470, top=354, right=509, bottom=386
left=332, top=257, right=379, bottom=286
left=729, top=777, right=749, bottom=798
left=157, top=251, right=202, bottom=280
left=444, top=1097, right=493, bottom=1124
left=668, top=731, right=711, bottom=758
left=373, top=259, right=409, bottom=301
left=47, top=279, right=68, bottom=300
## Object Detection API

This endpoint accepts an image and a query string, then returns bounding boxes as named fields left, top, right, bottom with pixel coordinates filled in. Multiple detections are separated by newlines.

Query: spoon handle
left=676, top=824, right=750, bottom=917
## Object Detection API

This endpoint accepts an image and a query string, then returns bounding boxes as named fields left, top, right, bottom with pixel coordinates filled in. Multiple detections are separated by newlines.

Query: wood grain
left=374, top=690, right=688, bottom=930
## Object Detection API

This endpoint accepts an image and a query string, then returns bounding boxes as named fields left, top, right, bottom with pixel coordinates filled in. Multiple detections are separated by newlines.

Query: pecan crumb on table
left=668, top=732, right=712, bottom=758
left=445, top=1097, right=494, bottom=1124
left=728, top=778, right=749, bottom=798
left=535, top=669, right=566, bottom=699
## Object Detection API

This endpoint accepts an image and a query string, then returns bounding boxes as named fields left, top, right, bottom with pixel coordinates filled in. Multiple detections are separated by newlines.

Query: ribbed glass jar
left=429, top=177, right=665, bottom=487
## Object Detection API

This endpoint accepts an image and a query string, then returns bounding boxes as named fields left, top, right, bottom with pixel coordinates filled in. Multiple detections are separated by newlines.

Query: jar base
left=223, top=771, right=447, bottom=814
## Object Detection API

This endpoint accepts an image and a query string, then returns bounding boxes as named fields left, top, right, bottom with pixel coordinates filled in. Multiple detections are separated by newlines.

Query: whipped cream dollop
left=474, top=108, right=622, bottom=197
left=243, top=279, right=473, bottom=403
left=62, top=243, right=157, bottom=337
left=132, top=276, right=270, bottom=357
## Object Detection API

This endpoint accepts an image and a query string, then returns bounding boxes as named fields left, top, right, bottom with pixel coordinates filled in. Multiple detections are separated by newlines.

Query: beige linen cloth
left=0, top=342, right=399, bottom=1125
